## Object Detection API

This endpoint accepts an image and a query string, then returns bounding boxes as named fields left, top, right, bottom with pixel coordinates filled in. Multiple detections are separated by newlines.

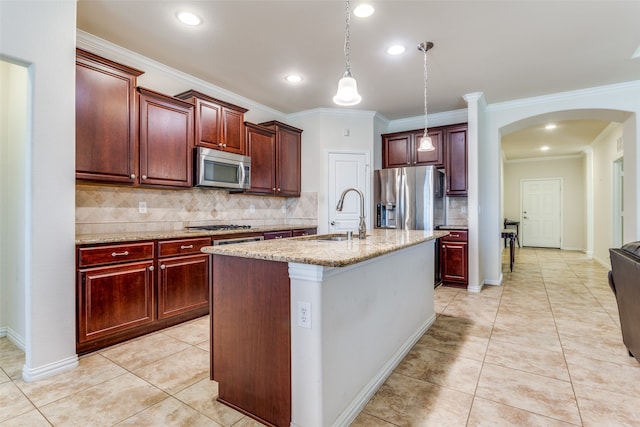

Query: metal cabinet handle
left=277, top=188, right=281, bottom=192
left=180, top=245, right=194, bottom=250
left=130, top=174, right=136, bottom=179
left=111, top=251, right=129, bottom=257
left=272, top=187, right=276, bottom=191
left=451, top=233, right=459, bottom=238
left=160, top=264, right=166, bottom=270
left=149, top=266, right=154, bottom=271
left=141, top=175, right=147, bottom=180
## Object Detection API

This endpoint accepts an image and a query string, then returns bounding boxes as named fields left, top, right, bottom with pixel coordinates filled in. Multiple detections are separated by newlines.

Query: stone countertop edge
left=202, top=229, right=450, bottom=268
left=75, top=224, right=317, bottom=245
left=435, top=225, right=468, bottom=230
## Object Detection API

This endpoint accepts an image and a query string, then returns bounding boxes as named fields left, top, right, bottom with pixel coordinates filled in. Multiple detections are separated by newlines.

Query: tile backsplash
left=446, top=196, right=468, bottom=226
left=76, top=184, right=318, bottom=235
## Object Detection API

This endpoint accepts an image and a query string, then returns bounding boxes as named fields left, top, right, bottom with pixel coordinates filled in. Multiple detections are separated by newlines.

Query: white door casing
left=521, top=178, right=562, bottom=248
left=328, top=152, right=370, bottom=233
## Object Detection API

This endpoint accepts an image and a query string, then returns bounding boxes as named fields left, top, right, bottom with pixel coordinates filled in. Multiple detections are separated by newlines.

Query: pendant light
left=417, top=41, right=435, bottom=151
left=333, top=0, right=362, bottom=106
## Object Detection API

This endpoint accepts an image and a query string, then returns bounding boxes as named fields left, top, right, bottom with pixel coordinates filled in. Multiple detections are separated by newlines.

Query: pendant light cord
left=423, top=48, right=428, bottom=137
left=344, top=0, right=352, bottom=76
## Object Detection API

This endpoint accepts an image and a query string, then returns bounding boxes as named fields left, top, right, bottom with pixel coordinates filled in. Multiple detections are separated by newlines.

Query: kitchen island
left=202, top=229, right=447, bottom=427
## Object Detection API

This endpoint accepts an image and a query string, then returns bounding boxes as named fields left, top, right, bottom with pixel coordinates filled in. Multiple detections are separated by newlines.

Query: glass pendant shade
left=333, top=71, right=362, bottom=106
left=417, top=134, right=435, bottom=151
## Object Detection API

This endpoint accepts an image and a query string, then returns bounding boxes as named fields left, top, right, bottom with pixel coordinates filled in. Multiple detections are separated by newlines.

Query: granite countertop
left=202, top=229, right=449, bottom=268
left=76, top=224, right=315, bottom=245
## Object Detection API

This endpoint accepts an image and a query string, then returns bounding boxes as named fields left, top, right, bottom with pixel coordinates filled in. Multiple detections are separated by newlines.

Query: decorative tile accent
left=76, top=184, right=317, bottom=234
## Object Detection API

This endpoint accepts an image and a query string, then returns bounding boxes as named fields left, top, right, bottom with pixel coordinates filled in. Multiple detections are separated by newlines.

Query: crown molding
left=76, top=30, right=286, bottom=120
left=488, top=80, right=640, bottom=113
left=504, top=154, right=584, bottom=164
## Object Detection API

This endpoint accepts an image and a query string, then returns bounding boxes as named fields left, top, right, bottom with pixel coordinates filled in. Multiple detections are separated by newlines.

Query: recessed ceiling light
left=545, top=123, right=557, bottom=130
left=540, top=145, right=550, bottom=151
left=353, top=4, right=374, bottom=18
left=387, top=45, right=406, bottom=55
left=285, top=74, right=303, bottom=83
left=177, top=11, right=201, bottom=26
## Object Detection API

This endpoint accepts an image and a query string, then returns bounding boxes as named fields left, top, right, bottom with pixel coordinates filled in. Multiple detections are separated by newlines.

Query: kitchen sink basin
left=306, top=233, right=369, bottom=241
left=315, top=235, right=349, bottom=241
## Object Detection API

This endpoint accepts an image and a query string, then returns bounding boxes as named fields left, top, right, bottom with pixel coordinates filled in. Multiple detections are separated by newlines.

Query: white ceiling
left=76, top=0, right=640, bottom=159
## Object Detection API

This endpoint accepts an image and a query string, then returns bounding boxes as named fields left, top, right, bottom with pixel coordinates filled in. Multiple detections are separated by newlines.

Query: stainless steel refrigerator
left=374, top=166, right=445, bottom=230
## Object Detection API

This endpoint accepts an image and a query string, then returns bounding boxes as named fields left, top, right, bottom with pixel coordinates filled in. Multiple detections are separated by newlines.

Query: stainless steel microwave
left=194, top=147, right=251, bottom=189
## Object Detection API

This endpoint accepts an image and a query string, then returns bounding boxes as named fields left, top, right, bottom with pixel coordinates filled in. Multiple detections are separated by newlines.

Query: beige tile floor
left=2, top=247, right=640, bottom=426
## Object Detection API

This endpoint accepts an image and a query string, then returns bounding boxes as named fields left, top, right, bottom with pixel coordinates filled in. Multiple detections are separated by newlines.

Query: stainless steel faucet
left=336, top=187, right=366, bottom=239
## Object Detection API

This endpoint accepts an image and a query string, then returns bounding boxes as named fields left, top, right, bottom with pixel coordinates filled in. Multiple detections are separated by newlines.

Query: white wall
left=288, top=109, right=377, bottom=234
left=0, top=0, right=78, bottom=380
left=592, top=124, right=624, bottom=265
left=482, top=82, right=640, bottom=286
left=503, top=156, right=586, bottom=251
left=0, top=61, right=28, bottom=347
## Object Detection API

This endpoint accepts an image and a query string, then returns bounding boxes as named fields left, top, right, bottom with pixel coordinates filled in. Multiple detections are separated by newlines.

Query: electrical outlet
left=138, top=201, right=147, bottom=214
left=297, top=301, right=311, bottom=329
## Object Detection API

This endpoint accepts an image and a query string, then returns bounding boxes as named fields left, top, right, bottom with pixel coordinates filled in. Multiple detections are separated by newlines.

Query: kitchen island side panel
left=211, top=255, right=291, bottom=427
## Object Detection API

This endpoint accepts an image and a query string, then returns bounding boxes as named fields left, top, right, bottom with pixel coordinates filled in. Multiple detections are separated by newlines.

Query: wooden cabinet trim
left=174, top=89, right=248, bottom=113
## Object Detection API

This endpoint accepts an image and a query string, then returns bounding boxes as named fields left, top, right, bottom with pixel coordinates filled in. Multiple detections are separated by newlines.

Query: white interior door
left=328, top=152, right=369, bottom=233
left=521, top=179, right=561, bottom=248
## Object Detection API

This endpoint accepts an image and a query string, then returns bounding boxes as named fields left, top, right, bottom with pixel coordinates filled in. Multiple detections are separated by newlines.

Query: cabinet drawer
left=158, top=237, right=212, bottom=257
left=292, top=228, right=317, bottom=237
left=441, top=230, right=467, bottom=242
left=78, top=242, right=154, bottom=268
left=264, top=230, right=293, bottom=240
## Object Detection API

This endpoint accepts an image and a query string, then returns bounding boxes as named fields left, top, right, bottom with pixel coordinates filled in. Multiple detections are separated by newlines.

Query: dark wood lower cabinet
left=157, top=253, right=210, bottom=319
left=77, top=260, right=155, bottom=346
left=76, top=238, right=210, bottom=354
left=212, top=255, right=291, bottom=427
left=440, top=230, right=469, bottom=288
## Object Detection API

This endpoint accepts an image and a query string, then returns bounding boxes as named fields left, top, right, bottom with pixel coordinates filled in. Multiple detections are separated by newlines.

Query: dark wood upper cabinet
left=382, top=123, right=467, bottom=196
left=138, top=87, right=194, bottom=188
left=382, top=128, right=444, bottom=168
left=444, top=124, right=468, bottom=196
left=245, top=122, right=277, bottom=195
left=174, top=90, right=248, bottom=155
left=260, top=121, right=303, bottom=197
left=75, top=48, right=143, bottom=183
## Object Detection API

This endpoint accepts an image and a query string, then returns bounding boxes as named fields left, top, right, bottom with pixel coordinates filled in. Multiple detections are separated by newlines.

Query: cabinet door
left=139, top=88, right=194, bottom=188
left=445, top=125, right=468, bottom=196
left=382, top=133, right=412, bottom=168
left=196, top=100, right=222, bottom=149
left=440, top=241, right=468, bottom=284
left=221, top=107, right=246, bottom=155
left=75, top=50, right=142, bottom=183
left=157, top=253, right=210, bottom=319
left=414, top=129, right=444, bottom=167
left=246, top=123, right=277, bottom=194
left=276, top=127, right=301, bottom=197
left=77, top=260, right=155, bottom=344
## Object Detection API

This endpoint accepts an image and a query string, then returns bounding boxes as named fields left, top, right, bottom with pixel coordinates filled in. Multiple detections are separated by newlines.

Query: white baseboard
left=22, top=355, right=78, bottom=383
left=331, top=314, right=436, bottom=427
left=0, top=327, right=26, bottom=352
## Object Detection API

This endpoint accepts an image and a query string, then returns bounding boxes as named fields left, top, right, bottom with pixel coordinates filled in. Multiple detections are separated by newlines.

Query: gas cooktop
left=186, top=224, right=251, bottom=231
